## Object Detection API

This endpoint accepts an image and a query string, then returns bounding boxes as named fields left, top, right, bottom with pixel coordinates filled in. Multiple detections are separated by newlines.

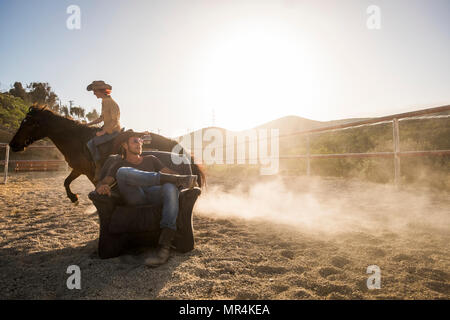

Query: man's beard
left=128, top=149, right=141, bottom=156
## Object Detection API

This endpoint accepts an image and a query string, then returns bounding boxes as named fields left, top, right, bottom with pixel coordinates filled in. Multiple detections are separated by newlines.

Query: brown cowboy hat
left=86, top=80, right=112, bottom=91
left=113, top=129, right=149, bottom=153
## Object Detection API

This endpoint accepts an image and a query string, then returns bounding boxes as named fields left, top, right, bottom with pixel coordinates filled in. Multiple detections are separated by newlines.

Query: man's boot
left=145, top=228, right=176, bottom=267
left=159, top=173, right=197, bottom=189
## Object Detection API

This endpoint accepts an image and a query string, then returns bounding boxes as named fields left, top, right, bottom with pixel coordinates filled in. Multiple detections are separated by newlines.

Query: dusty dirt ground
left=0, top=171, right=448, bottom=299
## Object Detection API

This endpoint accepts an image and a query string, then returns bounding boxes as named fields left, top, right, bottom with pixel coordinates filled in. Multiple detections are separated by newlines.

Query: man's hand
left=96, top=184, right=111, bottom=196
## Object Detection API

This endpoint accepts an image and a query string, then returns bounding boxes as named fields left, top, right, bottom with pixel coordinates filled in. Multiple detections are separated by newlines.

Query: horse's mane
left=31, top=105, right=99, bottom=140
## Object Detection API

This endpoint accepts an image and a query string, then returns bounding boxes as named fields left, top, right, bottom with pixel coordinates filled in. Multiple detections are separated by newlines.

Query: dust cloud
left=196, top=176, right=450, bottom=235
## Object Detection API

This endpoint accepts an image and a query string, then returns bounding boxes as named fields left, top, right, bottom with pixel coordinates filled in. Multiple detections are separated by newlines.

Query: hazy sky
left=0, top=0, right=449, bottom=137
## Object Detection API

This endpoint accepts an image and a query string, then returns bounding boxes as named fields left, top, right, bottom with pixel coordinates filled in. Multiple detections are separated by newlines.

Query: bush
left=0, top=93, right=29, bottom=133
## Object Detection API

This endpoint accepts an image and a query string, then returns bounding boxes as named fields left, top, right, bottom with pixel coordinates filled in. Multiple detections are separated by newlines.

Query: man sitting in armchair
left=95, top=129, right=197, bottom=267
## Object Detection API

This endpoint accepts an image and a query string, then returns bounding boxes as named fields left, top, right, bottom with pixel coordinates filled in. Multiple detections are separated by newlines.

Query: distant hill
left=254, top=115, right=372, bottom=135
left=177, top=115, right=373, bottom=141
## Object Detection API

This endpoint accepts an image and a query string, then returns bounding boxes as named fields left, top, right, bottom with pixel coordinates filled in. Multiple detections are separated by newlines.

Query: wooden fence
left=278, top=105, right=450, bottom=184
left=1, top=144, right=67, bottom=184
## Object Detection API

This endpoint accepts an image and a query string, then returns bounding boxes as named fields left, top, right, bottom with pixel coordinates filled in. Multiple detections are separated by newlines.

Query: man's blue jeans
left=115, top=167, right=179, bottom=231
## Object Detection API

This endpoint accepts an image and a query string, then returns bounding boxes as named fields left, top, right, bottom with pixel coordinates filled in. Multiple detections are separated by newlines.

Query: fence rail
left=279, top=150, right=450, bottom=159
left=294, top=105, right=449, bottom=184
left=1, top=144, right=67, bottom=184
left=0, top=159, right=67, bottom=164
left=281, top=105, right=450, bottom=137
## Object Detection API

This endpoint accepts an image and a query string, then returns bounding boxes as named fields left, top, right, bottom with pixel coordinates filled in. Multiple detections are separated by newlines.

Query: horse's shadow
left=0, top=239, right=192, bottom=299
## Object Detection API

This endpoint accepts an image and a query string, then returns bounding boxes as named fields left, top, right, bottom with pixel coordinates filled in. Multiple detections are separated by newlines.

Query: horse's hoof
left=69, top=193, right=79, bottom=203
left=73, top=200, right=79, bottom=206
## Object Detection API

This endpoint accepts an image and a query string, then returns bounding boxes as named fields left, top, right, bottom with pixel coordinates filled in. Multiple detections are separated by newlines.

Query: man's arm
left=151, top=155, right=177, bottom=175
left=160, top=167, right=177, bottom=174
left=95, top=176, right=117, bottom=196
left=87, top=114, right=103, bottom=126
left=95, top=157, right=122, bottom=196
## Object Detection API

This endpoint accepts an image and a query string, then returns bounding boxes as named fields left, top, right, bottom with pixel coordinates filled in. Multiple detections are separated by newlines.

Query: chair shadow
left=0, top=238, right=192, bottom=299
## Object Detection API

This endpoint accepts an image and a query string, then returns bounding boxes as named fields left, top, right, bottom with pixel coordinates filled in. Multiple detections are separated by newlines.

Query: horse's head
left=9, top=105, right=51, bottom=152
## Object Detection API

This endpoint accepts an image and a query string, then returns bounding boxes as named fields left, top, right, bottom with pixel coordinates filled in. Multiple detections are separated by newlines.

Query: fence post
left=306, top=134, right=311, bottom=176
left=3, top=145, right=9, bottom=184
left=393, top=118, right=400, bottom=185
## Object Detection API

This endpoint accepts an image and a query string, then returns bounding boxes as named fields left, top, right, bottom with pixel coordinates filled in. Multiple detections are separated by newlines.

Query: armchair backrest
left=142, top=151, right=192, bottom=175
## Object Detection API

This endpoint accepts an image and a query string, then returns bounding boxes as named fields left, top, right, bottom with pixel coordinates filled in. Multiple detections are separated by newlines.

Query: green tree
left=60, top=105, right=69, bottom=117
left=8, top=82, right=28, bottom=102
left=86, top=108, right=99, bottom=121
left=0, top=92, right=29, bottom=131
left=78, top=106, right=85, bottom=119
left=69, top=106, right=86, bottom=120
left=27, top=82, right=58, bottom=109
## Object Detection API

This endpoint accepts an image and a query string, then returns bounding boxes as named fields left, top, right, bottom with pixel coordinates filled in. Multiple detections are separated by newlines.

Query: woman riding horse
left=86, top=80, right=121, bottom=182
left=9, top=105, right=206, bottom=203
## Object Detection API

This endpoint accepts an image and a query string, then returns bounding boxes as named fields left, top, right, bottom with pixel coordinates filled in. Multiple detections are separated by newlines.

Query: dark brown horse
left=9, top=105, right=205, bottom=203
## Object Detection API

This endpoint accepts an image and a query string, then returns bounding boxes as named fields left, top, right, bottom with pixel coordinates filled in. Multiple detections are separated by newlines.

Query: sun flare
left=201, top=20, right=321, bottom=130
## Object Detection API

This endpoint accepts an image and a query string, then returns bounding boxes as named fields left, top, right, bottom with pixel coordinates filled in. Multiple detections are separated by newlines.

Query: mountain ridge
left=178, top=115, right=373, bottom=139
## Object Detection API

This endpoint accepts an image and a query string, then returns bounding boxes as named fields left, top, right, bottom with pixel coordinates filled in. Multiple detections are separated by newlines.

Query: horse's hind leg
left=64, top=170, right=81, bottom=204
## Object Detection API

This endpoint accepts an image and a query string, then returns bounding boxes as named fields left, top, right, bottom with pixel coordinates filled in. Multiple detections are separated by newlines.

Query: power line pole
left=69, top=100, right=74, bottom=114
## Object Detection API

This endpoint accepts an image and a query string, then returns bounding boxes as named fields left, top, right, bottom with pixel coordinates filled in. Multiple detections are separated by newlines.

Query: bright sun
left=200, top=19, right=321, bottom=130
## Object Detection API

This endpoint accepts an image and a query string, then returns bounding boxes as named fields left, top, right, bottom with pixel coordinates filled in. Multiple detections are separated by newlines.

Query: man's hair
left=119, top=145, right=126, bottom=159
left=119, top=136, right=139, bottom=158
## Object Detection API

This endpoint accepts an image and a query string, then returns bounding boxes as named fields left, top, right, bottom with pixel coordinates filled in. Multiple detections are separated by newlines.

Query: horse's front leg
left=64, top=170, right=81, bottom=204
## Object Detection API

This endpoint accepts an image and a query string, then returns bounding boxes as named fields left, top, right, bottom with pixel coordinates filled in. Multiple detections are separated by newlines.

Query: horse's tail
left=189, top=155, right=206, bottom=188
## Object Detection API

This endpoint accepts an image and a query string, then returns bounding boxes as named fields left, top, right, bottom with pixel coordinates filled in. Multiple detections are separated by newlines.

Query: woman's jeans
left=87, top=132, right=120, bottom=162
left=115, top=167, right=179, bottom=231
